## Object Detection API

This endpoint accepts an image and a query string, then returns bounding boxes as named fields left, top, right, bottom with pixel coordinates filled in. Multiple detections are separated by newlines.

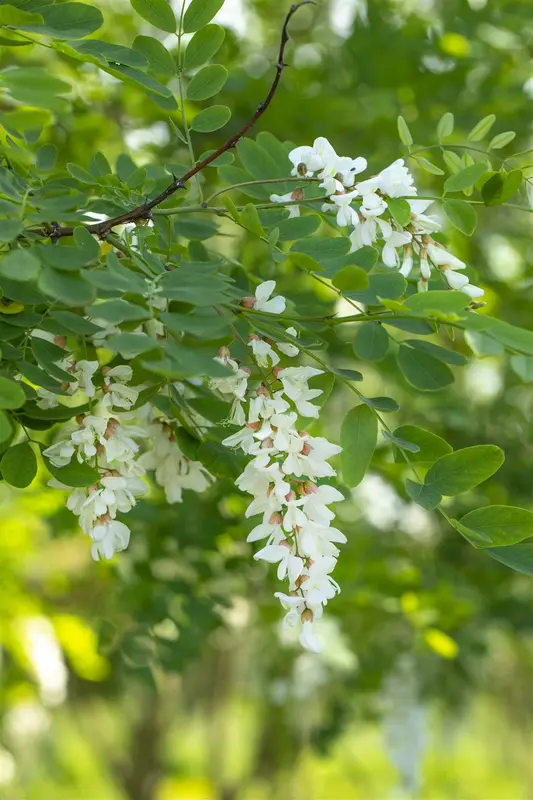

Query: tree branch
left=38, top=2, right=316, bottom=241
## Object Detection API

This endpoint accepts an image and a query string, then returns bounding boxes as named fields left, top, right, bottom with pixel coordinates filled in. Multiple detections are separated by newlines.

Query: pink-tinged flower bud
left=303, top=481, right=318, bottom=495
left=286, top=490, right=297, bottom=503
left=295, top=575, right=309, bottom=588
left=98, top=513, right=111, bottom=524
left=102, top=366, right=110, bottom=376
left=261, top=437, right=274, bottom=449
left=75, top=414, right=85, bottom=425
left=264, top=337, right=275, bottom=346
left=54, top=335, right=67, bottom=348
left=257, top=385, right=269, bottom=397
left=88, top=483, right=99, bottom=493
left=304, top=557, right=314, bottom=569
left=291, top=188, right=304, bottom=201
left=272, top=367, right=283, bottom=379
left=298, top=431, right=310, bottom=438
left=218, top=346, right=231, bottom=359
left=241, top=296, right=256, bottom=309
left=301, top=607, right=314, bottom=623
left=246, top=421, right=260, bottom=431
left=248, top=333, right=259, bottom=342
left=268, top=512, right=283, bottom=525
left=104, top=418, right=120, bottom=439
left=61, top=381, right=70, bottom=392
left=96, top=445, right=105, bottom=456
left=280, top=539, right=291, bottom=549
left=242, top=366, right=252, bottom=376
left=300, top=442, right=312, bottom=456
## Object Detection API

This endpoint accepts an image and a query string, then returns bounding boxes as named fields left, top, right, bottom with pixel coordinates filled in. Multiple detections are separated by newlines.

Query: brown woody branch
left=40, top=2, right=316, bottom=241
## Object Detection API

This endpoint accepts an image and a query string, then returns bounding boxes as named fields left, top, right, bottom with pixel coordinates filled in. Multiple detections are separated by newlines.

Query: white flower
left=462, top=283, right=484, bottom=299
left=270, top=193, right=300, bottom=218
left=444, top=269, right=469, bottom=290
left=103, top=366, right=139, bottom=410
left=382, top=230, right=413, bottom=268
left=376, top=158, right=415, bottom=198
left=248, top=337, right=280, bottom=368
left=72, top=360, right=99, bottom=397
left=426, top=243, right=466, bottom=271
left=254, top=543, right=304, bottom=584
left=302, top=556, right=340, bottom=606
left=90, top=519, right=131, bottom=561
left=299, top=619, right=322, bottom=653
left=210, top=357, right=249, bottom=400
left=360, top=192, right=388, bottom=218
left=277, top=327, right=299, bottom=358
left=254, top=281, right=286, bottom=315
left=399, top=248, right=413, bottom=277
left=324, top=190, right=360, bottom=227
left=36, top=388, right=61, bottom=410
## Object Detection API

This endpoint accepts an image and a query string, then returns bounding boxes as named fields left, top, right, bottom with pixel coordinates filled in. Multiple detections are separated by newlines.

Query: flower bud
left=302, top=481, right=318, bottom=495
left=241, top=296, right=256, bottom=309
left=268, top=512, right=283, bottom=525
left=261, top=437, right=274, bottom=449
left=272, top=367, right=283, bottom=379
left=54, top=336, right=67, bottom=348
left=301, top=442, right=312, bottom=456
left=286, top=490, right=297, bottom=503
left=301, top=608, right=314, bottom=623
left=291, top=188, right=304, bottom=201
left=218, top=346, right=231, bottom=359
left=297, top=162, right=308, bottom=176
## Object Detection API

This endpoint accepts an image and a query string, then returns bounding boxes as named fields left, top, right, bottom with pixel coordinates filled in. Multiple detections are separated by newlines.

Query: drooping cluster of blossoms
left=271, top=137, right=483, bottom=298
left=211, top=281, right=345, bottom=653
left=36, top=328, right=211, bottom=561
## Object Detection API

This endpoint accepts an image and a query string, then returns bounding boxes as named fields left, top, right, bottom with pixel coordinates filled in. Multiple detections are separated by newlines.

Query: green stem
left=205, top=176, right=320, bottom=204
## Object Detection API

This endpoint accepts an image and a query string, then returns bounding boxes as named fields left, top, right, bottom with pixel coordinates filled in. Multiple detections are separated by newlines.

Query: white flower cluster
left=42, top=360, right=211, bottom=560
left=214, top=281, right=345, bottom=654
left=271, top=137, right=483, bottom=298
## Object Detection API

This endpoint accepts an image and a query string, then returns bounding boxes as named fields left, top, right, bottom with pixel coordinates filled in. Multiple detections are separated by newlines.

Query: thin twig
left=34, top=2, right=316, bottom=241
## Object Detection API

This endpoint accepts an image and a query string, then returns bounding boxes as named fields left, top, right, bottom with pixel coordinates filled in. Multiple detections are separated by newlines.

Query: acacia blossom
left=214, top=281, right=345, bottom=654
left=271, top=138, right=483, bottom=298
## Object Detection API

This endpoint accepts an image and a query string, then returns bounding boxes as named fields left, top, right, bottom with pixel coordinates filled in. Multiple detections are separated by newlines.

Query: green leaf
left=186, top=64, right=227, bottom=101
left=0, top=249, right=40, bottom=282
left=132, top=35, right=176, bottom=74
left=486, top=319, right=533, bottom=356
left=383, top=431, right=420, bottom=453
left=443, top=199, right=477, bottom=236
left=489, top=131, right=516, bottom=150
left=191, top=104, right=231, bottom=133
left=443, top=149, right=464, bottom=174
left=235, top=138, right=281, bottom=182
left=239, top=203, right=263, bottom=237
left=130, top=0, right=176, bottom=33
left=403, top=290, right=470, bottom=315
left=285, top=252, right=323, bottom=273
left=349, top=272, right=407, bottom=304
left=50, top=311, right=101, bottom=336
left=332, top=265, right=369, bottom=292
left=71, top=39, right=148, bottom=68
left=20, top=2, right=104, bottom=39
left=444, top=163, right=489, bottom=193
left=397, top=115, right=413, bottom=147
left=184, top=24, right=225, bottom=71
left=292, top=237, right=351, bottom=266
left=0, top=410, right=13, bottom=444
left=353, top=322, right=389, bottom=361
left=393, top=425, right=452, bottom=463
left=437, top=111, right=454, bottom=141
left=388, top=198, right=411, bottom=227
left=340, top=404, right=378, bottom=488
left=86, top=299, right=151, bottom=324
left=424, top=445, right=504, bottom=496
left=35, top=143, right=57, bottom=171
left=482, top=170, right=522, bottom=206
left=38, top=266, right=95, bottom=306
left=416, top=157, right=444, bottom=176
left=197, top=439, right=244, bottom=481
left=487, top=544, right=533, bottom=576
left=160, top=311, right=230, bottom=337
left=183, top=0, right=224, bottom=33
left=0, top=5, right=42, bottom=25
left=510, top=355, right=533, bottom=382
left=1, top=442, right=36, bottom=488
left=107, top=332, right=157, bottom=359
left=404, top=339, right=467, bottom=365
left=360, top=395, right=399, bottom=412
left=276, top=215, right=321, bottom=242
left=458, top=506, right=533, bottom=548
left=397, top=345, right=454, bottom=391
left=0, top=375, right=25, bottom=409
left=405, top=479, right=442, bottom=510
left=106, top=64, right=173, bottom=99
left=44, top=457, right=100, bottom=488
left=467, top=114, right=496, bottom=142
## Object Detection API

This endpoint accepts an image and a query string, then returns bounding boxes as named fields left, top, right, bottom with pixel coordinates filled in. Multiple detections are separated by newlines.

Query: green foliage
left=340, top=404, right=377, bottom=488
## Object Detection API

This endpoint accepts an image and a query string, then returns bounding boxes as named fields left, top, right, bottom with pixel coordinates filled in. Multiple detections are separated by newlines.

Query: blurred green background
left=3, top=0, right=533, bottom=797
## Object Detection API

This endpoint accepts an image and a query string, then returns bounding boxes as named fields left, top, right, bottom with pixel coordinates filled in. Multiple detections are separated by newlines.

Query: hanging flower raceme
left=271, top=137, right=484, bottom=299
left=214, top=281, right=345, bottom=654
